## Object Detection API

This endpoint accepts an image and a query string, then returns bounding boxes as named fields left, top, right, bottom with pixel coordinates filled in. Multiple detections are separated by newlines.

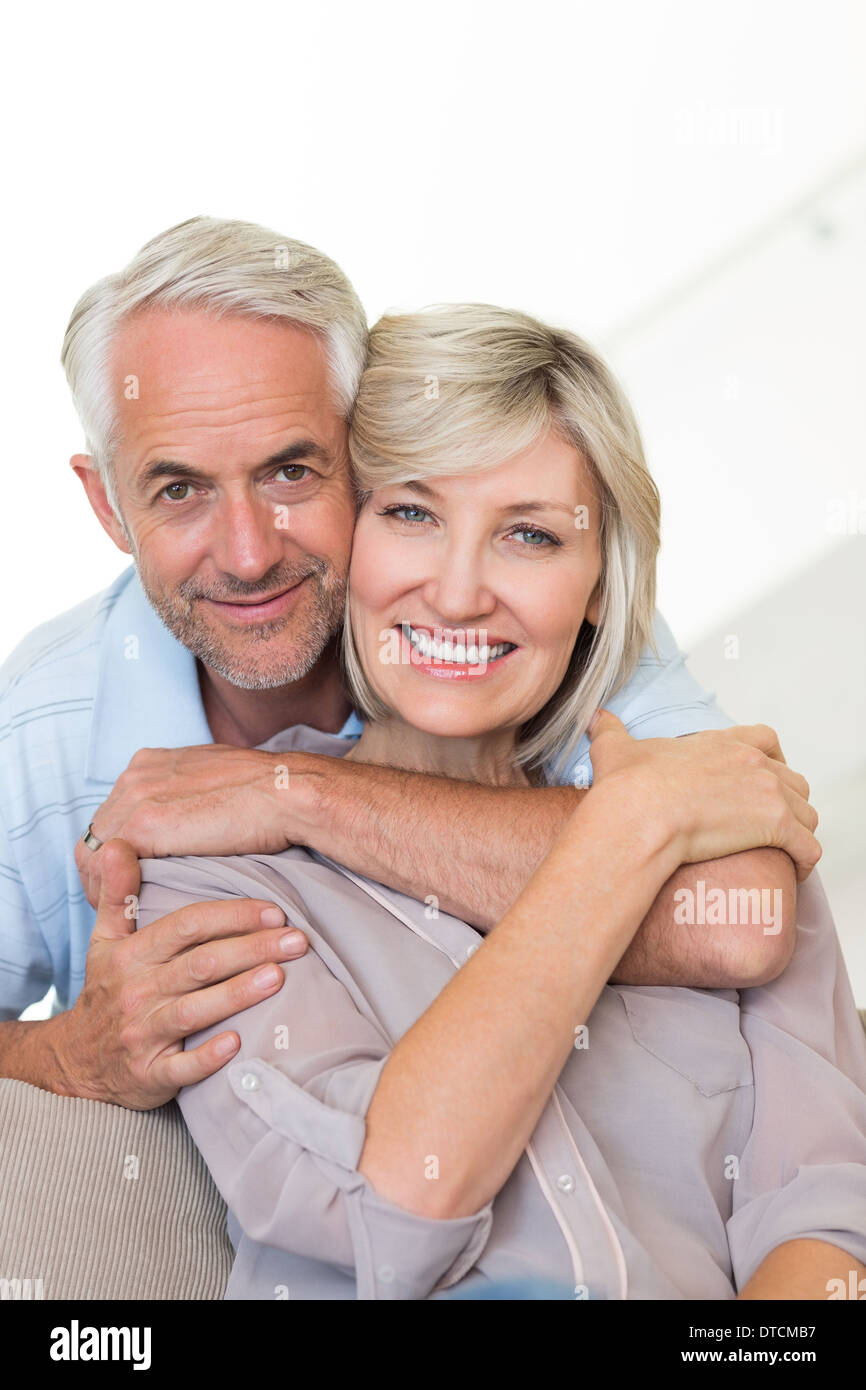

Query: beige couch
left=0, top=1079, right=232, bottom=1299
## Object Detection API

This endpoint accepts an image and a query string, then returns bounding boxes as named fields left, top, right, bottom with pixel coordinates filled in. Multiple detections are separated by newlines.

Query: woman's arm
left=359, top=774, right=679, bottom=1219
left=359, top=710, right=820, bottom=1220
left=737, top=1240, right=866, bottom=1300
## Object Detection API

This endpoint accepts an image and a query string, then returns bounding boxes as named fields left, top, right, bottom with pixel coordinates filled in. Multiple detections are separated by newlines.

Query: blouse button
left=378, top=1265, right=395, bottom=1284
left=556, top=1173, right=575, bottom=1194
left=241, top=1073, right=261, bottom=1091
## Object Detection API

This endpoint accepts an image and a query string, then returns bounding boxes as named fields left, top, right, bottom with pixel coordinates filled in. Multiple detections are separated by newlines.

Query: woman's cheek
left=351, top=525, right=419, bottom=609
left=516, top=582, right=589, bottom=651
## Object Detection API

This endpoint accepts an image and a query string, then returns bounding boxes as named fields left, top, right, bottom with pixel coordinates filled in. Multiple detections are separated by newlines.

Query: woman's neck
left=346, top=715, right=530, bottom=787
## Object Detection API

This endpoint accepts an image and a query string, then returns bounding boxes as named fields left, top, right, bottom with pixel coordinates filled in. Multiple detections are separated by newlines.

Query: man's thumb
left=95, top=838, right=142, bottom=937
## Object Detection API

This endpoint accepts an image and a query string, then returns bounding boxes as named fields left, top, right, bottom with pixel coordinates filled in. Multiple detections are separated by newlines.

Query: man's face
left=83, top=308, right=356, bottom=689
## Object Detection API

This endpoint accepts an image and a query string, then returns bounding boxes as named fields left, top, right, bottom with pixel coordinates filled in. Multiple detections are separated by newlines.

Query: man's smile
left=201, top=576, right=311, bottom=625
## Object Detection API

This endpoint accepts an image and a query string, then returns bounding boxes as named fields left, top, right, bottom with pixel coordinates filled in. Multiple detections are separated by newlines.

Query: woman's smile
left=398, top=622, right=520, bottom=680
left=347, top=435, right=602, bottom=762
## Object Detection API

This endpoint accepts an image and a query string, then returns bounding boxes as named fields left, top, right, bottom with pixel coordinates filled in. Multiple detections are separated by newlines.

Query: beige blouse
left=136, top=725, right=866, bottom=1301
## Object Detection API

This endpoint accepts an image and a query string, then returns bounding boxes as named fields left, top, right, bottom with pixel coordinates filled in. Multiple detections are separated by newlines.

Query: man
left=0, top=216, right=816, bottom=1115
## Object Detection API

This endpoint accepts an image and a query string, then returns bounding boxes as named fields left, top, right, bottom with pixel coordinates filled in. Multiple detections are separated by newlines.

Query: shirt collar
left=85, top=567, right=213, bottom=785
left=86, top=566, right=362, bottom=785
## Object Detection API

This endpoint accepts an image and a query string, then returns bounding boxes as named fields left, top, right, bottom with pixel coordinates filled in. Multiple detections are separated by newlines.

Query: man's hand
left=58, top=839, right=307, bottom=1108
left=77, top=745, right=300, bottom=907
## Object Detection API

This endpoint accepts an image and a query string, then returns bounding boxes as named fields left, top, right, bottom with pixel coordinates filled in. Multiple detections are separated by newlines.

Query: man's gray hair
left=60, top=216, right=369, bottom=514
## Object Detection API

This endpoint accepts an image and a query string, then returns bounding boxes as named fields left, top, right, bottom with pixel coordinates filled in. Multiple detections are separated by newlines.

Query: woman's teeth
left=402, top=623, right=516, bottom=665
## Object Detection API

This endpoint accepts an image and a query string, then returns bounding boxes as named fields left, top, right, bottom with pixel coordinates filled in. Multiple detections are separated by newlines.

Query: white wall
left=611, top=157, right=866, bottom=646
left=2, top=0, right=864, bottom=994
left=2, top=0, right=865, bottom=656
left=686, top=541, right=866, bottom=1001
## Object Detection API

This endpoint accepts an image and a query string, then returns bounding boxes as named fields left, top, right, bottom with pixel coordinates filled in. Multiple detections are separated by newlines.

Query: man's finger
left=163, top=925, right=308, bottom=997
left=91, top=838, right=142, bottom=941
left=136, top=896, right=291, bottom=965
left=159, top=963, right=287, bottom=1041
left=158, top=1032, right=242, bottom=1090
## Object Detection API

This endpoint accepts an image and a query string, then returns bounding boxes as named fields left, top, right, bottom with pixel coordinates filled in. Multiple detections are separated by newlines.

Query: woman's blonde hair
left=344, top=304, right=661, bottom=782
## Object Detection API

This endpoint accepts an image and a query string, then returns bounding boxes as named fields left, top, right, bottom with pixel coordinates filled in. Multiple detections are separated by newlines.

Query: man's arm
left=79, top=729, right=809, bottom=988
left=296, top=756, right=797, bottom=986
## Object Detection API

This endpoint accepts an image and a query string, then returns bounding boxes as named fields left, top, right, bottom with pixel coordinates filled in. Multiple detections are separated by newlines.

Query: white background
left=2, top=0, right=864, bottom=993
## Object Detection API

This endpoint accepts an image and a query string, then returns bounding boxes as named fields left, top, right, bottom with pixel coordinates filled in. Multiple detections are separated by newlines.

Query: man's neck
left=198, top=638, right=353, bottom=748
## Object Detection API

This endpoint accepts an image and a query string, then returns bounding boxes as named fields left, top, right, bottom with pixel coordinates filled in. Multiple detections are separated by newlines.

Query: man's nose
left=208, top=492, right=285, bottom=581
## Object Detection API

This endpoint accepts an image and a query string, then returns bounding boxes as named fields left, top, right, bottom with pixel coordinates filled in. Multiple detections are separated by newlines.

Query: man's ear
left=70, top=455, right=132, bottom=554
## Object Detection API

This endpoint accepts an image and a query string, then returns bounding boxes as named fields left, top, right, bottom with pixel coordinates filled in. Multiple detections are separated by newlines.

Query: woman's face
left=348, top=432, right=602, bottom=739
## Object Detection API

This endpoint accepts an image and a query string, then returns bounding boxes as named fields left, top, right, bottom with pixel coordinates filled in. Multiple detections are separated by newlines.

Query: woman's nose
left=422, top=548, right=496, bottom=625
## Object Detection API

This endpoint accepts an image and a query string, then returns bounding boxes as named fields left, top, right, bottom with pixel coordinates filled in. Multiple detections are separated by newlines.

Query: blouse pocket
left=615, top=985, right=754, bottom=1098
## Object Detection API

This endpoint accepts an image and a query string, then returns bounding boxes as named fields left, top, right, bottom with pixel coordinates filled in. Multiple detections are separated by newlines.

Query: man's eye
left=276, top=464, right=310, bottom=482
left=161, top=482, right=193, bottom=502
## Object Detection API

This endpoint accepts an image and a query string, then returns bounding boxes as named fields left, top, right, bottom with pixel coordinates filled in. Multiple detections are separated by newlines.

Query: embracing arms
left=3, top=719, right=816, bottom=1109
left=79, top=720, right=817, bottom=989
left=151, top=714, right=853, bottom=1299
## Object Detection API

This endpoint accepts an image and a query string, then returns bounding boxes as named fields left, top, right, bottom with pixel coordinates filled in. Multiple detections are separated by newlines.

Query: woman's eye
left=276, top=464, right=310, bottom=482
left=161, top=482, right=193, bottom=502
left=378, top=504, right=433, bottom=524
left=510, top=526, right=557, bottom=547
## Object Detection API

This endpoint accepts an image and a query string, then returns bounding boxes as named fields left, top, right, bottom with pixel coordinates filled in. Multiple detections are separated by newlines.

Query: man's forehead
left=111, top=306, right=333, bottom=409
left=110, top=307, right=344, bottom=465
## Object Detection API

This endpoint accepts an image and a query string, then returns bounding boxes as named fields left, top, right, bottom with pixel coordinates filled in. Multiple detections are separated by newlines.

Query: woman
left=136, top=305, right=866, bottom=1299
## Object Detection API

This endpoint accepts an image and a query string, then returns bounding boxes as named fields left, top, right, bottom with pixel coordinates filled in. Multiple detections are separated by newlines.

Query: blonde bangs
left=345, top=304, right=661, bottom=781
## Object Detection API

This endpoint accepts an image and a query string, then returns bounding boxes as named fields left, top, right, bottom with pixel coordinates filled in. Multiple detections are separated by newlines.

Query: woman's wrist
left=577, top=769, right=687, bottom=885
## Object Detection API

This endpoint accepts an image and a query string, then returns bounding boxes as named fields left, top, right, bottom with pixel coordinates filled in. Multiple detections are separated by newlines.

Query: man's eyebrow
left=401, top=480, right=578, bottom=517
left=138, top=440, right=331, bottom=489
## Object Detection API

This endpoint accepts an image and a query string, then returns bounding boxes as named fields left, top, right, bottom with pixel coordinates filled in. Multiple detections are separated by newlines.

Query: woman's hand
left=587, top=711, right=821, bottom=881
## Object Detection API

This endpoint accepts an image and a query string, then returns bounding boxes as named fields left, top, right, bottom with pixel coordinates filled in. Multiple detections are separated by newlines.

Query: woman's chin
left=385, top=702, right=504, bottom=741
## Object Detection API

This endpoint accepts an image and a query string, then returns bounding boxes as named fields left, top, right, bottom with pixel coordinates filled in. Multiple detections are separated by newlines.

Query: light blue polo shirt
left=0, top=564, right=732, bottom=1020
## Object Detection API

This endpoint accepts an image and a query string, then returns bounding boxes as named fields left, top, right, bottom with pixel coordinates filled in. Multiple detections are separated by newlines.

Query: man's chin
left=190, top=624, right=330, bottom=690
left=139, top=568, right=345, bottom=691
left=197, top=650, right=323, bottom=690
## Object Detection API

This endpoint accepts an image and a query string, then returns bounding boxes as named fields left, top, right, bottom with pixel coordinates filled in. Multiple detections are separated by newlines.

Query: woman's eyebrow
left=499, top=499, right=579, bottom=517
left=399, top=480, right=579, bottom=518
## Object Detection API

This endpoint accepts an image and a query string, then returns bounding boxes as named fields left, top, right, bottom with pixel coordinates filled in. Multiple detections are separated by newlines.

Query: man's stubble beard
left=124, top=523, right=347, bottom=691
